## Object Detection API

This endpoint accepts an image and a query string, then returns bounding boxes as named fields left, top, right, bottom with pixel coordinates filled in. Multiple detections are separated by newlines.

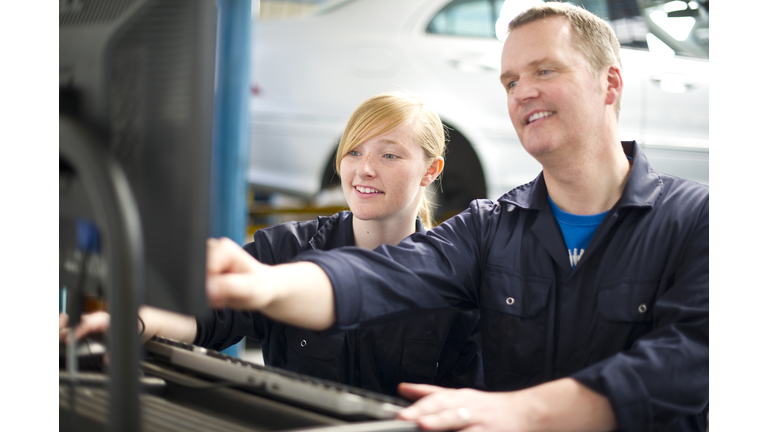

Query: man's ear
left=605, top=64, right=623, bottom=107
left=421, top=156, right=444, bottom=186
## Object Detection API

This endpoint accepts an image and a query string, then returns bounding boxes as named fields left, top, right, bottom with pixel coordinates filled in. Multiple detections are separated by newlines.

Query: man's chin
left=521, top=139, right=558, bottom=161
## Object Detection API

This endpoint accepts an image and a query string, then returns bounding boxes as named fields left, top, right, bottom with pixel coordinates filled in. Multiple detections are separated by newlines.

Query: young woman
left=62, top=91, right=484, bottom=396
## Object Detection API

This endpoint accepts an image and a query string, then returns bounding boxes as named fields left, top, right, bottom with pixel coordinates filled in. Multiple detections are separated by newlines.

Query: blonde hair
left=335, top=91, right=446, bottom=229
left=508, top=2, right=622, bottom=117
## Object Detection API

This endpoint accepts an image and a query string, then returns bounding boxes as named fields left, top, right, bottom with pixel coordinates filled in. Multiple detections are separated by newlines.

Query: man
left=206, top=3, right=708, bottom=431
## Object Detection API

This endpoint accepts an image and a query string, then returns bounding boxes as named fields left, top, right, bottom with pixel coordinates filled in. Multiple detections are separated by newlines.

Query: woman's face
left=339, top=121, right=435, bottom=222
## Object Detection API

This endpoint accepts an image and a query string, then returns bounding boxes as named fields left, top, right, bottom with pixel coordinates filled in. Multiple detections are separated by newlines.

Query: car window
left=426, top=0, right=708, bottom=59
left=631, top=0, right=708, bottom=58
left=427, top=0, right=505, bottom=38
left=564, top=0, right=708, bottom=58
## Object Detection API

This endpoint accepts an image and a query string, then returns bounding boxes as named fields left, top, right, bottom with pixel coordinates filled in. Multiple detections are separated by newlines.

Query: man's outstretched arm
left=205, top=237, right=336, bottom=331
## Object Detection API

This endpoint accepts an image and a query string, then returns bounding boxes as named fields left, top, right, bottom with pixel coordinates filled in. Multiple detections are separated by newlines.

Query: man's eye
left=507, top=80, right=517, bottom=91
left=539, top=70, right=552, bottom=76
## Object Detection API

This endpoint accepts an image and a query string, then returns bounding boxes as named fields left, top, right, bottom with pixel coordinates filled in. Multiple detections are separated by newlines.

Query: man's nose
left=512, top=77, right=538, bottom=105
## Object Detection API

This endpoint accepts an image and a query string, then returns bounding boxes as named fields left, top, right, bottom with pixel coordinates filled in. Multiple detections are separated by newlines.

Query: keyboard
left=144, top=336, right=411, bottom=421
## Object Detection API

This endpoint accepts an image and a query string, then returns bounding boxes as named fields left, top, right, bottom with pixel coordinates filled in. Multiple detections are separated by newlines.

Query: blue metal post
left=210, top=0, right=253, bottom=358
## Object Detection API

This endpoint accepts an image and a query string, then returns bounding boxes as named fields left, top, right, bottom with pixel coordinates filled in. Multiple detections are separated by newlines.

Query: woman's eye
left=349, top=150, right=361, bottom=156
left=383, top=154, right=397, bottom=160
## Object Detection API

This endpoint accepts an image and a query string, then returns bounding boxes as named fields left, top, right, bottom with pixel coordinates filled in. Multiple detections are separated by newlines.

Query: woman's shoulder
left=246, top=211, right=352, bottom=263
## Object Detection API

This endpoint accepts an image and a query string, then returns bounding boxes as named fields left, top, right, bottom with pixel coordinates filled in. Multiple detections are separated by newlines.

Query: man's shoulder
left=657, top=172, right=709, bottom=205
left=658, top=171, right=709, bottom=190
left=640, top=172, right=709, bottom=230
left=465, top=196, right=520, bottom=218
left=498, top=177, right=538, bottom=202
left=435, top=195, right=525, bottom=236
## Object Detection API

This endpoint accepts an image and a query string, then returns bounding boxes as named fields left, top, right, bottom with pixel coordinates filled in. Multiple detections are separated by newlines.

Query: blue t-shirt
left=548, top=196, right=608, bottom=267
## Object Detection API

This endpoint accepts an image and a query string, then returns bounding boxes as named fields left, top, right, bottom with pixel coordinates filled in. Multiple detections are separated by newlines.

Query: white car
left=249, top=0, right=709, bottom=215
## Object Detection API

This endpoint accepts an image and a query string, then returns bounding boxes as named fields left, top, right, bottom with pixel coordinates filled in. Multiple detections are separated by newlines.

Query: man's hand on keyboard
left=396, top=379, right=617, bottom=432
left=396, top=383, right=523, bottom=432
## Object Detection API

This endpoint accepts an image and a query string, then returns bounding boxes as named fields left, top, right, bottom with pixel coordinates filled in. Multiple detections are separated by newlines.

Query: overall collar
left=498, top=141, right=663, bottom=212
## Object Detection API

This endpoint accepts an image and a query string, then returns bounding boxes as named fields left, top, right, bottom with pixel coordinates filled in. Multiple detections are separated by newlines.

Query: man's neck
left=542, top=139, right=631, bottom=215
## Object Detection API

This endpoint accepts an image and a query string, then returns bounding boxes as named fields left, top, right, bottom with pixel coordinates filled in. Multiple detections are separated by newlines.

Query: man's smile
left=526, top=111, right=555, bottom=124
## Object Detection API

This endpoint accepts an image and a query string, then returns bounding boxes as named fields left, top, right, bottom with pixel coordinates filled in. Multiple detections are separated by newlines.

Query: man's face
left=500, top=17, right=609, bottom=163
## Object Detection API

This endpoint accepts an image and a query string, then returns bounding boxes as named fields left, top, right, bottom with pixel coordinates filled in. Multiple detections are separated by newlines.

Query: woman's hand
left=59, top=311, right=111, bottom=343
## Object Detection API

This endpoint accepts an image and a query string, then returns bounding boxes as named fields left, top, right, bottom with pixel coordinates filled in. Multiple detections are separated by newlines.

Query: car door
left=634, top=0, right=709, bottom=185
left=581, top=0, right=709, bottom=184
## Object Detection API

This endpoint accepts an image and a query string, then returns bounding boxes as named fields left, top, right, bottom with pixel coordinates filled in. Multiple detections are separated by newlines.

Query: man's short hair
left=509, top=2, right=622, bottom=117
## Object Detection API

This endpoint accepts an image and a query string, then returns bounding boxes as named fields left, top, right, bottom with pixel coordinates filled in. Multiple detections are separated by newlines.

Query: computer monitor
left=59, top=0, right=217, bottom=318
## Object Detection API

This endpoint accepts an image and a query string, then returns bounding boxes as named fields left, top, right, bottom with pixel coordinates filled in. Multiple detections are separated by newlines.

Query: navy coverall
left=301, top=142, right=709, bottom=431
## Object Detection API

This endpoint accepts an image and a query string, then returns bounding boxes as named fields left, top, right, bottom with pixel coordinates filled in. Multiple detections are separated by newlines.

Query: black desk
left=59, top=364, right=420, bottom=432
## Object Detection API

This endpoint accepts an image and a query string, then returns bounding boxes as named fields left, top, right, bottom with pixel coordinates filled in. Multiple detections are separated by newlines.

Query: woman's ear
left=421, top=156, right=444, bottom=186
